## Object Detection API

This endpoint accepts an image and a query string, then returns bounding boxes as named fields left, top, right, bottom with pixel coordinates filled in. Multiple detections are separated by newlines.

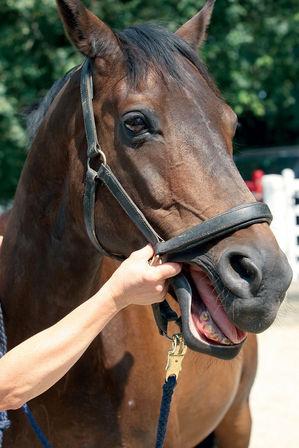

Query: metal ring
left=163, top=331, right=173, bottom=341
left=96, top=145, right=107, bottom=165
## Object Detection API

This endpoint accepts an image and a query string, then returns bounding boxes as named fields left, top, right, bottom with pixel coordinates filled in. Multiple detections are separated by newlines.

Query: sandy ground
left=249, top=280, right=299, bottom=448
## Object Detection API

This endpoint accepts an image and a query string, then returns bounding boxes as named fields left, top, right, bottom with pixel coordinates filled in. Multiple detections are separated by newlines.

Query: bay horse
left=0, top=0, right=292, bottom=447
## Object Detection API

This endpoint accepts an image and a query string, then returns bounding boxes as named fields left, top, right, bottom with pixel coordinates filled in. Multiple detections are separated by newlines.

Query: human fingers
left=0, top=236, right=3, bottom=246
left=160, top=283, right=169, bottom=298
left=129, top=244, right=154, bottom=261
left=150, top=282, right=168, bottom=303
left=152, top=262, right=182, bottom=280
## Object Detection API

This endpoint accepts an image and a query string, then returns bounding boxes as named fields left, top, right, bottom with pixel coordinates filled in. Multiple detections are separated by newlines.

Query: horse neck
left=1, top=72, right=104, bottom=319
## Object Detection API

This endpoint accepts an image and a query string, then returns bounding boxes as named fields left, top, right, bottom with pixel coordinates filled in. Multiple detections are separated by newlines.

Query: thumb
left=130, top=244, right=155, bottom=261
left=153, top=262, right=182, bottom=280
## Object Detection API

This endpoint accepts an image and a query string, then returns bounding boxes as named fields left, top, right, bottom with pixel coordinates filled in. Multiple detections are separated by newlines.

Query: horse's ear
left=56, top=0, right=119, bottom=59
left=175, top=0, right=215, bottom=50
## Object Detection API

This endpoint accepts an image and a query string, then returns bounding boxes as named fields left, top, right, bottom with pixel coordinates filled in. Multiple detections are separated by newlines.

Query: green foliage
left=203, top=0, right=299, bottom=150
left=0, top=0, right=298, bottom=201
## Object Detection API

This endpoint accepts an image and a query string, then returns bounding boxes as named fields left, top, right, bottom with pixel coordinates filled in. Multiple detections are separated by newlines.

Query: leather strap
left=152, top=301, right=180, bottom=338
left=81, top=59, right=162, bottom=254
left=96, top=164, right=163, bottom=247
left=155, top=202, right=272, bottom=256
left=81, top=59, right=118, bottom=257
left=80, top=59, right=103, bottom=159
left=83, top=164, right=110, bottom=255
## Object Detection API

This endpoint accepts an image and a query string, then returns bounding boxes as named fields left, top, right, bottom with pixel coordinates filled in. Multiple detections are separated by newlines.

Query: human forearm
left=0, top=245, right=181, bottom=411
left=0, top=286, right=120, bottom=411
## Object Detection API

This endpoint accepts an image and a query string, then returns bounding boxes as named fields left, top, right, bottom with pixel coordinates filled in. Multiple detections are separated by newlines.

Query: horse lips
left=190, top=267, right=247, bottom=345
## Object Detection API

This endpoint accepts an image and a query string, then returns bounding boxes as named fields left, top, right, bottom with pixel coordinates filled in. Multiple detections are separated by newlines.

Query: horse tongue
left=190, top=268, right=247, bottom=344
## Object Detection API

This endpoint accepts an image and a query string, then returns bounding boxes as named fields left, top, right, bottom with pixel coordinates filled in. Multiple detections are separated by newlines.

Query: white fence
left=263, top=169, right=299, bottom=280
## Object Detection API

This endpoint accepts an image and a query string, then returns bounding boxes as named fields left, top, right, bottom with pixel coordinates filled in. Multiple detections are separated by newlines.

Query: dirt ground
left=249, top=280, right=299, bottom=448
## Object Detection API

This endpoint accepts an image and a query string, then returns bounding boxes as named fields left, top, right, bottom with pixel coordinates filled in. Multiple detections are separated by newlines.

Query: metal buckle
left=165, top=334, right=187, bottom=380
left=149, top=254, right=162, bottom=266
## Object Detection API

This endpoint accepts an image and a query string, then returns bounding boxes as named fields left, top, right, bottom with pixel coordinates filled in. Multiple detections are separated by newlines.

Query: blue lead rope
left=0, top=303, right=52, bottom=448
left=155, top=375, right=177, bottom=448
left=1, top=297, right=179, bottom=448
left=0, top=303, right=11, bottom=446
left=155, top=333, right=187, bottom=447
left=22, top=404, right=52, bottom=448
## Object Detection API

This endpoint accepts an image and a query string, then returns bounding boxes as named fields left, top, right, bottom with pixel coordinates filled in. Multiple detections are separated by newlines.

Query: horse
left=0, top=0, right=292, bottom=446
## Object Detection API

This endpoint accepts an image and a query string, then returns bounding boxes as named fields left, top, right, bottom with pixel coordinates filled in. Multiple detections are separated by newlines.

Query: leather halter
left=80, top=59, right=273, bottom=336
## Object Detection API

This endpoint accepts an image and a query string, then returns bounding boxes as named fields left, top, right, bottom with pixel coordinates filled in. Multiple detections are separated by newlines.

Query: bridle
left=80, top=58, right=272, bottom=338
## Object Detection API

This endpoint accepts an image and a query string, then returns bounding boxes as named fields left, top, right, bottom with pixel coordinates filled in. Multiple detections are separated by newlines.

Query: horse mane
left=26, top=24, right=219, bottom=143
left=25, top=66, right=77, bottom=144
left=115, top=24, right=220, bottom=94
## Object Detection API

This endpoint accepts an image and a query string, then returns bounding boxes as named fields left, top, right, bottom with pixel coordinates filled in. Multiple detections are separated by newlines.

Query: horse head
left=55, top=0, right=292, bottom=359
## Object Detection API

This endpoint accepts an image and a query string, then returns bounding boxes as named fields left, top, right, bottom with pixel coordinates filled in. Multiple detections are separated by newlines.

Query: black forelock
left=114, top=24, right=219, bottom=94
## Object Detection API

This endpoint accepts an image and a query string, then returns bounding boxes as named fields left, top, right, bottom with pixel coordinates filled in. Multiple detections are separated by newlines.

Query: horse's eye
left=124, top=116, right=147, bottom=134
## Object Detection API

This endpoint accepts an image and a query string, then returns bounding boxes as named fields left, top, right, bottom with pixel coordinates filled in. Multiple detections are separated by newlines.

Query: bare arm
left=0, top=245, right=181, bottom=411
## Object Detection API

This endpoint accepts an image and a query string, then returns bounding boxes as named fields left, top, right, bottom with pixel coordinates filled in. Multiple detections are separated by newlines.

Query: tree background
left=0, top=0, right=298, bottom=202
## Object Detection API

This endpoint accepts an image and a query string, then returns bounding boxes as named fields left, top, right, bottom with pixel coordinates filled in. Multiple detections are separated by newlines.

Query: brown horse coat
left=0, top=1, right=291, bottom=446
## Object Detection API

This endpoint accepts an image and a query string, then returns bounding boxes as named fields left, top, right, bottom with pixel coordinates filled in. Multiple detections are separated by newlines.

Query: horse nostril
left=218, top=249, right=263, bottom=298
left=229, top=255, right=262, bottom=295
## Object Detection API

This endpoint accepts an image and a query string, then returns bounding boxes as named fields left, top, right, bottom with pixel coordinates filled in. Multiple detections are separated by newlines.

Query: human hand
left=103, top=245, right=182, bottom=310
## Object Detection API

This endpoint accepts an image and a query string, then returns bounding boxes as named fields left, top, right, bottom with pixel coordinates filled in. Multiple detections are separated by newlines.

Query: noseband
left=81, top=59, right=272, bottom=337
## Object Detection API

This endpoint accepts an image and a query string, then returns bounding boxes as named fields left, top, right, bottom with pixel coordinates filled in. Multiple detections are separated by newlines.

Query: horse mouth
left=186, top=266, right=247, bottom=347
left=170, top=264, right=247, bottom=358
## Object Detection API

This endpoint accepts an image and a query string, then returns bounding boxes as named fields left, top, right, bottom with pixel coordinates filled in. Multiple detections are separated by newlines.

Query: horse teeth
left=210, top=333, right=221, bottom=341
left=221, top=337, right=233, bottom=345
left=204, top=324, right=216, bottom=335
left=200, top=311, right=210, bottom=321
